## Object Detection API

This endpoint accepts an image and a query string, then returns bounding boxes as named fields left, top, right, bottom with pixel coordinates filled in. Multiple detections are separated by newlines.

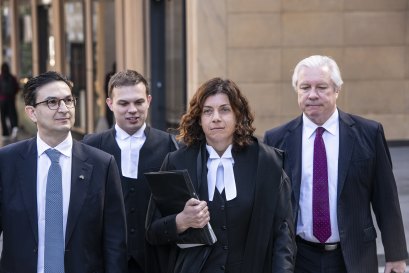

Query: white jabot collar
left=114, top=123, right=146, bottom=179
left=206, top=144, right=236, bottom=201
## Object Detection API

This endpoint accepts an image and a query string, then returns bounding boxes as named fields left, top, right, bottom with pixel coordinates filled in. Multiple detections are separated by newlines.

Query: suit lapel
left=65, top=141, right=93, bottom=246
left=104, top=128, right=121, bottom=172
left=19, top=138, right=39, bottom=243
left=196, top=143, right=208, bottom=200
left=232, top=144, right=257, bottom=201
left=337, top=110, right=356, bottom=199
left=139, top=126, right=153, bottom=174
left=286, top=117, right=303, bottom=221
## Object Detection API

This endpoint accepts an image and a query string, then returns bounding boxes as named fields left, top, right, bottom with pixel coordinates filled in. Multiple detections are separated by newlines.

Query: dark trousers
left=295, top=238, right=347, bottom=273
left=128, top=257, right=144, bottom=273
left=0, top=99, right=18, bottom=136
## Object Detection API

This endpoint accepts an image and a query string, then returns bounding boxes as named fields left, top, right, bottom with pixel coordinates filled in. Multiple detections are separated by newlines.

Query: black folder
left=145, top=170, right=217, bottom=246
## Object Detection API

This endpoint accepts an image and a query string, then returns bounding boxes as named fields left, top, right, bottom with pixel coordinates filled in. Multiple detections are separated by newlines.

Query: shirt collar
left=37, top=132, right=73, bottom=158
left=206, top=144, right=234, bottom=161
left=303, top=108, right=339, bottom=139
left=115, top=123, right=146, bottom=140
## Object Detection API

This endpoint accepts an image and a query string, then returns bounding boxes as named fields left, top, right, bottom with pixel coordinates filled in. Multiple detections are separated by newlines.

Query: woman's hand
left=175, top=198, right=210, bottom=233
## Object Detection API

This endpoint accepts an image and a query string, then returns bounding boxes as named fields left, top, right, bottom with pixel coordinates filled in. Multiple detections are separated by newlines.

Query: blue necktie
left=44, top=149, right=65, bottom=273
left=312, top=127, right=331, bottom=243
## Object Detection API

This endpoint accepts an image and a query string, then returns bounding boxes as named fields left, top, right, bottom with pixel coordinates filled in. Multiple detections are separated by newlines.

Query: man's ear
left=106, top=98, right=113, bottom=111
left=334, top=88, right=340, bottom=99
left=25, top=106, right=37, bottom=123
left=147, top=95, right=152, bottom=106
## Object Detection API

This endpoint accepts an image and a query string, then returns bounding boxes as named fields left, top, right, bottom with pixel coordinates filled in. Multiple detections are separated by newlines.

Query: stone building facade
left=1, top=0, right=408, bottom=140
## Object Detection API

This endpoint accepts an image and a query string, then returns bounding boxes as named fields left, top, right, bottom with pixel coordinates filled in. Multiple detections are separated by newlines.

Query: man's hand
left=175, top=198, right=210, bottom=233
left=385, top=260, right=406, bottom=273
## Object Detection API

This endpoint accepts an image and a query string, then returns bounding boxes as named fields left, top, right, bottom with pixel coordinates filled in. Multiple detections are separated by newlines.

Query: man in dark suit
left=264, top=55, right=408, bottom=273
left=83, top=70, right=177, bottom=273
left=0, top=71, right=127, bottom=273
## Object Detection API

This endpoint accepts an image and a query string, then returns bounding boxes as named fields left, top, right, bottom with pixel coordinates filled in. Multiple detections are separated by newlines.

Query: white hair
left=291, top=55, right=344, bottom=91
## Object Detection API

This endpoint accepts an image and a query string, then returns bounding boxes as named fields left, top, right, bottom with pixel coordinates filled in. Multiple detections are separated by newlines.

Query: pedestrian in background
left=0, top=62, right=19, bottom=139
left=264, top=55, right=408, bottom=273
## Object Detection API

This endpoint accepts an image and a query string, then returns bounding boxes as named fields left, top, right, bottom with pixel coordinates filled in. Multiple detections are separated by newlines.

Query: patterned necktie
left=44, top=149, right=65, bottom=273
left=312, top=127, right=331, bottom=243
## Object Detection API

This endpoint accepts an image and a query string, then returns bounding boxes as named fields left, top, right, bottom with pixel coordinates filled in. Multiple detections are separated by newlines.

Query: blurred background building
left=1, top=0, right=409, bottom=141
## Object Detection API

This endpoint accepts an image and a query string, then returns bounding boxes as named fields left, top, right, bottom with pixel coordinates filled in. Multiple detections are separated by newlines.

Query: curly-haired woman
left=146, top=78, right=295, bottom=273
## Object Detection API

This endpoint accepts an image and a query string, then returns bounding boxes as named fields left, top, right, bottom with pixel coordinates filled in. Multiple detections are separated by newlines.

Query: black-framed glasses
left=33, top=97, right=77, bottom=110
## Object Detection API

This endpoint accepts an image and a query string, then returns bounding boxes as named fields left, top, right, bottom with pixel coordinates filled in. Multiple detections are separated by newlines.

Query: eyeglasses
left=34, top=97, right=77, bottom=110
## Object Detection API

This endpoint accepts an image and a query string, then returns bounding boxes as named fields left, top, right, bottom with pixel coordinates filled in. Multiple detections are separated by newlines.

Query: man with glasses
left=83, top=69, right=178, bottom=273
left=0, top=71, right=127, bottom=273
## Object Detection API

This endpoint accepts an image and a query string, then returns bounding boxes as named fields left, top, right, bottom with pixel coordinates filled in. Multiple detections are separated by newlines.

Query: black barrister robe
left=146, top=138, right=296, bottom=273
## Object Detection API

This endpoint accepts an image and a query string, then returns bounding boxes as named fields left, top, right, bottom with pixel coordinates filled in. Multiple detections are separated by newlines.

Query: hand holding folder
left=144, top=170, right=217, bottom=246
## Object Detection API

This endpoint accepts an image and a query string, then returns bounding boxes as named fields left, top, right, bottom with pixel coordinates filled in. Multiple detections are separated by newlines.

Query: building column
left=51, top=0, right=64, bottom=73
left=115, top=0, right=146, bottom=73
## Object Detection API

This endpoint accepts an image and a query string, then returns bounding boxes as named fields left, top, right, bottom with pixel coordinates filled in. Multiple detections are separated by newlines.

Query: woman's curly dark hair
left=177, top=77, right=255, bottom=149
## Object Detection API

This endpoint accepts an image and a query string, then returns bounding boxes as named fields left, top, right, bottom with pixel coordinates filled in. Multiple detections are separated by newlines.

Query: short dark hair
left=108, top=69, right=149, bottom=98
left=23, top=71, right=73, bottom=106
left=177, top=77, right=255, bottom=148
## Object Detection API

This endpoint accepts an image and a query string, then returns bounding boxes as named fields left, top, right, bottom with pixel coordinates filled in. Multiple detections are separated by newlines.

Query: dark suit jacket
left=0, top=138, right=127, bottom=273
left=83, top=126, right=177, bottom=269
left=264, top=109, right=408, bottom=273
left=146, top=139, right=295, bottom=273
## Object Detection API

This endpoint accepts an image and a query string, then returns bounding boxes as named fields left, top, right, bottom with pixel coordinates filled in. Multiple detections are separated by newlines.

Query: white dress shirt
left=206, top=144, right=237, bottom=201
left=37, top=133, right=73, bottom=273
left=115, top=123, right=146, bottom=179
left=297, top=109, right=340, bottom=243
